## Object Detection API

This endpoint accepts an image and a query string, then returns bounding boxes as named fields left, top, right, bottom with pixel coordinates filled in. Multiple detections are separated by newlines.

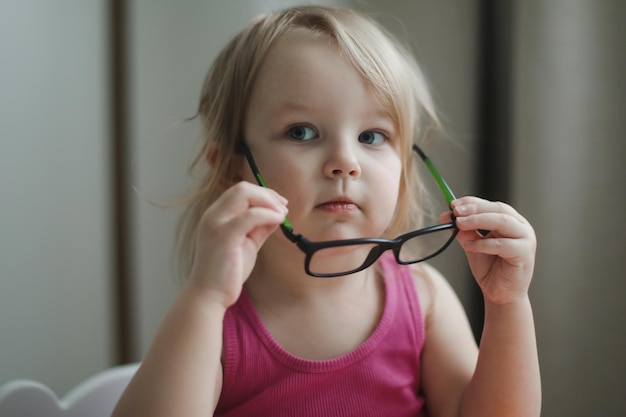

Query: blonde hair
left=177, top=5, right=441, bottom=278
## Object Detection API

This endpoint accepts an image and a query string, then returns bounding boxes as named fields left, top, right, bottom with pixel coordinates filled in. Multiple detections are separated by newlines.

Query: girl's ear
left=207, top=147, right=245, bottom=190
left=206, top=146, right=219, bottom=167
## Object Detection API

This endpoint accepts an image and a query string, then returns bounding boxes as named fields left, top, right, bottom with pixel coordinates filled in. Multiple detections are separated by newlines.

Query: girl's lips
left=316, top=201, right=359, bottom=213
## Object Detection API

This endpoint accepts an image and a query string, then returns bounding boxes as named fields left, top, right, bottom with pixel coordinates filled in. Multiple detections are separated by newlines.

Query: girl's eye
left=287, top=126, right=317, bottom=141
left=358, top=131, right=386, bottom=145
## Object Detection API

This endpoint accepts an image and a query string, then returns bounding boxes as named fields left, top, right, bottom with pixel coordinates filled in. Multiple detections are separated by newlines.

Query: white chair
left=0, top=363, right=139, bottom=417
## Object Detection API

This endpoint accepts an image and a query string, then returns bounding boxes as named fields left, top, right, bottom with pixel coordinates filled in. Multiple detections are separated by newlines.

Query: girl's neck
left=243, top=258, right=385, bottom=361
left=245, top=252, right=380, bottom=305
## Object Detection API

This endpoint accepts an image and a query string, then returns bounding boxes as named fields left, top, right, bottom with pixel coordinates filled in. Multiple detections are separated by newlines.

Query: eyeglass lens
left=308, top=227, right=454, bottom=276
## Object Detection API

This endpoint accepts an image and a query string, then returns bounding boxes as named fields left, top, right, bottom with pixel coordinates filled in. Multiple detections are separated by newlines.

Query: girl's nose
left=322, top=140, right=362, bottom=178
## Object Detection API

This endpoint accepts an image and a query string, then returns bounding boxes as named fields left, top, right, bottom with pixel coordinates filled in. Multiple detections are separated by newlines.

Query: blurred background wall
left=1, top=1, right=624, bottom=415
left=511, top=2, right=626, bottom=416
left=0, top=0, right=114, bottom=396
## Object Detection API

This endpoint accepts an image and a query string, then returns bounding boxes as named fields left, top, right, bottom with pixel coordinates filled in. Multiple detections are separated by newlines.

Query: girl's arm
left=453, top=197, right=540, bottom=417
left=111, top=182, right=288, bottom=417
left=111, top=287, right=227, bottom=417
left=461, top=295, right=540, bottom=417
left=421, top=196, right=541, bottom=417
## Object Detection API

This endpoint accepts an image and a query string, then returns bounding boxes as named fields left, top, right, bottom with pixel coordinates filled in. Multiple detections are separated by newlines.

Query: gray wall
left=0, top=0, right=114, bottom=395
left=511, top=1, right=626, bottom=415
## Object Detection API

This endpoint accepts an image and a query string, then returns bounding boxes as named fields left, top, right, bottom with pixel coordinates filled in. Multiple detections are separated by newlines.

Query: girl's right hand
left=187, top=181, right=288, bottom=308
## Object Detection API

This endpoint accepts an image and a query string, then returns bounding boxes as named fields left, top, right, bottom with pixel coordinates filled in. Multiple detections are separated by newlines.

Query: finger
left=452, top=197, right=525, bottom=223
left=457, top=235, right=532, bottom=266
left=454, top=212, right=528, bottom=239
left=451, top=197, right=531, bottom=239
left=227, top=206, right=287, bottom=249
left=210, top=181, right=288, bottom=222
left=439, top=211, right=454, bottom=224
left=225, top=181, right=287, bottom=211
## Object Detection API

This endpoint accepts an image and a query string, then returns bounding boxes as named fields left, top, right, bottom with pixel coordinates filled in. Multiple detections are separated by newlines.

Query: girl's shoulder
left=408, top=262, right=460, bottom=326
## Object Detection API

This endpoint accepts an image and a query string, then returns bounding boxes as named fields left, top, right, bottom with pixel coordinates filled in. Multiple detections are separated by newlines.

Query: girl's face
left=242, top=29, right=402, bottom=246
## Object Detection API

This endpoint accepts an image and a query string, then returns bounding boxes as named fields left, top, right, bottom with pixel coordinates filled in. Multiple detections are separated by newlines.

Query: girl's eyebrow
left=264, top=101, right=314, bottom=125
left=274, top=100, right=316, bottom=113
left=276, top=101, right=391, bottom=119
left=365, top=110, right=397, bottom=131
left=269, top=100, right=396, bottom=133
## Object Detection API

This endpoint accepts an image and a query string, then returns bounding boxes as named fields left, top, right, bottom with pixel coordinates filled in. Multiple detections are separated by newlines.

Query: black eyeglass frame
left=237, top=142, right=460, bottom=277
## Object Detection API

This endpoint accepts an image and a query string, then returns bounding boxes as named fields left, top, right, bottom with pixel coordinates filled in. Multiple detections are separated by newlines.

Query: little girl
left=113, top=5, right=540, bottom=417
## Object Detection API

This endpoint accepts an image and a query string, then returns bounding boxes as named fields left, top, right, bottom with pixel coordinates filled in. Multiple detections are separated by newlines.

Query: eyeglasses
left=238, top=142, right=459, bottom=277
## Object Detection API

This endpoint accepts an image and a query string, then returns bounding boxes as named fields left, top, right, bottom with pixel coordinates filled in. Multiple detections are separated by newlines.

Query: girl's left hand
left=449, top=196, right=537, bottom=305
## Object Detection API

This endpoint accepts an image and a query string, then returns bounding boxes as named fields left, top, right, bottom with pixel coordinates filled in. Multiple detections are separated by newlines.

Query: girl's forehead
left=257, top=30, right=340, bottom=80
left=248, top=30, right=391, bottom=119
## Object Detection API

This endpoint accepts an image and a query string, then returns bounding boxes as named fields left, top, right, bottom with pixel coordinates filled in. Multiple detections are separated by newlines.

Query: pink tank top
left=215, top=253, right=427, bottom=417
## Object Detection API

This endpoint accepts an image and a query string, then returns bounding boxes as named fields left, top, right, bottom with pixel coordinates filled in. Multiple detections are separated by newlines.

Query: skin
left=112, top=29, right=540, bottom=417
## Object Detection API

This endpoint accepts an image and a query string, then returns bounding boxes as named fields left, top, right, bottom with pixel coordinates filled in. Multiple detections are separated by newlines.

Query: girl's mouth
left=316, top=201, right=359, bottom=213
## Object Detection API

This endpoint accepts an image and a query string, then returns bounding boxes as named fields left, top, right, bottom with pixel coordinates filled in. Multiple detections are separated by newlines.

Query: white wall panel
left=0, top=0, right=113, bottom=395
